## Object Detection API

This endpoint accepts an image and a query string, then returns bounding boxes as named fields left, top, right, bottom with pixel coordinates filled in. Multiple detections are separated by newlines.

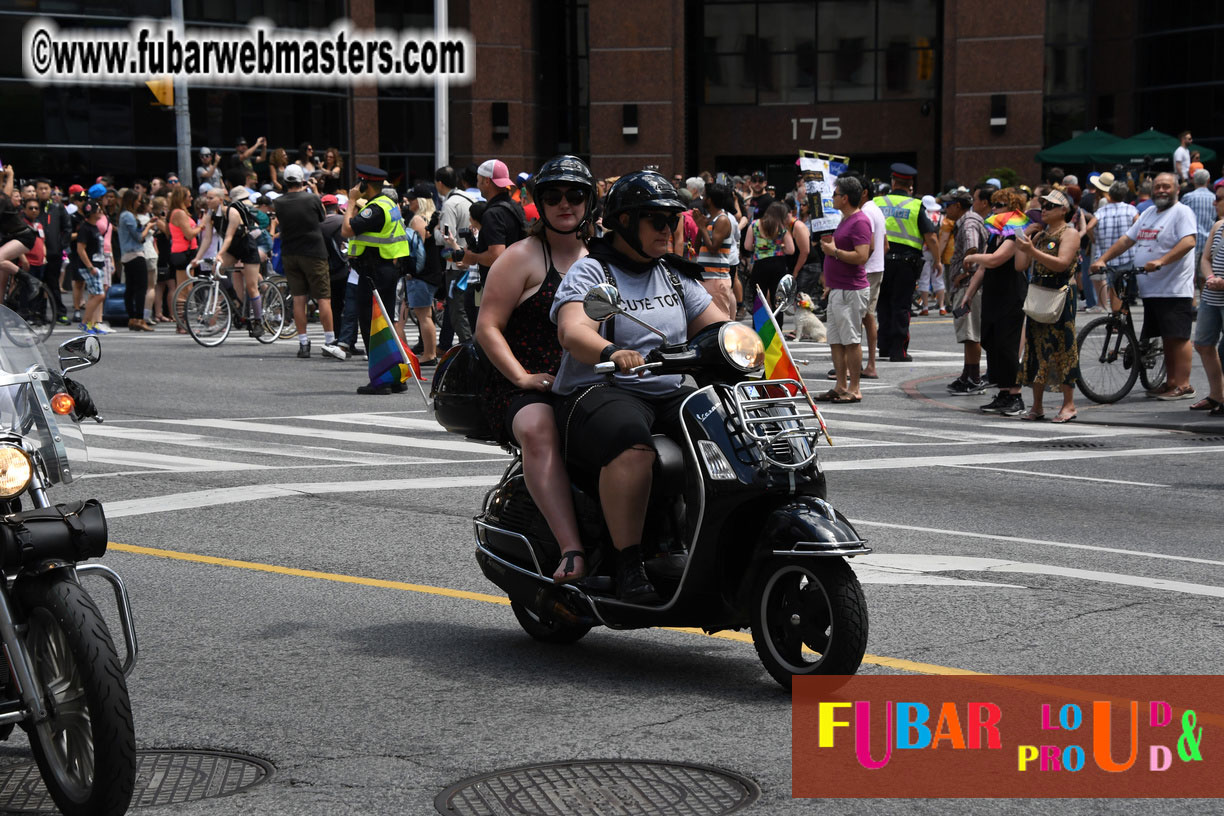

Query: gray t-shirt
left=1125, top=201, right=1196, bottom=298
left=549, top=256, right=713, bottom=396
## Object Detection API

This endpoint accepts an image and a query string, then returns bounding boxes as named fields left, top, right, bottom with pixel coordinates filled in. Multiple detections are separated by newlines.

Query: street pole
left=433, top=0, right=448, bottom=168
left=171, top=0, right=191, bottom=184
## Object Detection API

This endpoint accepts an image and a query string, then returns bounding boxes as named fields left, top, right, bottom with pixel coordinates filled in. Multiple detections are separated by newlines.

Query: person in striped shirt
left=1192, top=194, right=1224, bottom=415
left=691, top=182, right=737, bottom=319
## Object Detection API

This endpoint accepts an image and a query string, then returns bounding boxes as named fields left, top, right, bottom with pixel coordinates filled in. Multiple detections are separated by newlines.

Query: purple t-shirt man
left=822, top=210, right=872, bottom=290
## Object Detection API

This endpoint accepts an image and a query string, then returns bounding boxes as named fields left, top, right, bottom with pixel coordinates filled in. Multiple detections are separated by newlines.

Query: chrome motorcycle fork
left=0, top=585, right=48, bottom=722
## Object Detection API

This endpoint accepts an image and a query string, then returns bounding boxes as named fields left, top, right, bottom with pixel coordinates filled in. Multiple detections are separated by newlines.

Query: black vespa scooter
left=460, top=281, right=869, bottom=688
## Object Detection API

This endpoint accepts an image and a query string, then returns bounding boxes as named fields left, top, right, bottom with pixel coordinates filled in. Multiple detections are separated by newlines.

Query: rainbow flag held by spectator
left=368, top=290, right=428, bottom=405
left=753, top=287, right=832, bottom=445
left=984, top=210, right=1031, bottom=236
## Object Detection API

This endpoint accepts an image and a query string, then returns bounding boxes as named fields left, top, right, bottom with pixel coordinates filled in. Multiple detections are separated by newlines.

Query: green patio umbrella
left=1034, top=128, right=1121, bottom=164
left=1088, top=128, right=1217, bottom=164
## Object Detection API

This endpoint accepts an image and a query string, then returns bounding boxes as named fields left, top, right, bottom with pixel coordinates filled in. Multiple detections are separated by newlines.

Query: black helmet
left=534, top=155, right=595, bottom=235
left=604, top=171, right=685, bottom=256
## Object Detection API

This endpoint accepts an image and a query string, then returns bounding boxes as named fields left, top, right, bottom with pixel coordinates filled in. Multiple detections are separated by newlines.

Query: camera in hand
left=457, top=228, right=474, bottom=243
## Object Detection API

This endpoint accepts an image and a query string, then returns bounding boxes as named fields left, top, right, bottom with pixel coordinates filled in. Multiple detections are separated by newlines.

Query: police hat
left=355, top=164, right=388, bottom=182
left=890, top=163, right=918, bottom=180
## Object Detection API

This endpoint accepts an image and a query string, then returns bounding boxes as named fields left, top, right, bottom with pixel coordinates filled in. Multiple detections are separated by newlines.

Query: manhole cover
left=435, top=759, right=760, bottom=816
left=0, top=749, right=273, bottom=813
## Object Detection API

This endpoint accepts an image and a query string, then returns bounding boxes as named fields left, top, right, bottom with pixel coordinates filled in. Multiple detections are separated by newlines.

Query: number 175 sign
left=791, top=117, right=841, bottom=141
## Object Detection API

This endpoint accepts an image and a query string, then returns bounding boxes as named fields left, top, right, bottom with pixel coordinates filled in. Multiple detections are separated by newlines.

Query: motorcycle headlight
left=720, top=322, right=764, bottom=372
left=0, top=446, right=32, bottom=499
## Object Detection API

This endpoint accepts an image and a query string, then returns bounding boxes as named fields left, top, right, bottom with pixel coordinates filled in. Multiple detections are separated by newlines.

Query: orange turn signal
left=50, top=392, right=75, bottom=415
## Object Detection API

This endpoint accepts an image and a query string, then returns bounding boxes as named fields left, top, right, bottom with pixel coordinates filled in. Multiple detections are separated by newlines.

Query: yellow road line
left=109, top=541, right=979, bottom=676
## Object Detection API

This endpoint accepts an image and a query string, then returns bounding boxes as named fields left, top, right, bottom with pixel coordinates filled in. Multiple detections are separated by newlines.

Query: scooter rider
left=550, top=171, right=729, bottom=603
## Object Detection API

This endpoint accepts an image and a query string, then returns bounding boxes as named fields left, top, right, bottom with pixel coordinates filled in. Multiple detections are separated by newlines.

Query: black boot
left=616, top=545, right=660, bottom=604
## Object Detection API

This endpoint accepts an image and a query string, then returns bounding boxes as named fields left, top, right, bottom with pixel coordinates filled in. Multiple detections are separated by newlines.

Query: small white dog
left=791, top=292, right=827, bottom=342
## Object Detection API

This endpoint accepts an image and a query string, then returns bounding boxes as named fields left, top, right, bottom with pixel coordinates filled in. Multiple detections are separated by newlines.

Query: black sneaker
left=980, top=391, right=1009, bottom=413
left=948, top=377, right=987, bottom=396
left=297, top=340, right=311, bottom=359
left=617, top=548, right=661, bottom=604
left=998, top=393, right=1027, bottom=416
left=356, top=383, right=393, bottom=395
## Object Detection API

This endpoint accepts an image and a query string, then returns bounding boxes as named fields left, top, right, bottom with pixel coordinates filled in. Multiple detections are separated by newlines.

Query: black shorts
left=504, top=390, right=554, bottom=446
left=168, top=251, right=194, bottom=272
left=556, top=384, right=693, bottom=475
left=5, top=227, right=37, bottom=251
left=156, top=265, right=175, bottom=283
left=1141, top=297, right=1194, bottom=341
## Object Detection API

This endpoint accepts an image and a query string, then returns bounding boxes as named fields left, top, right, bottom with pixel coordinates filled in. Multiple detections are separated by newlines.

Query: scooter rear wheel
left=511, top=600, right=592, bottom=644
left=749, top=557, right=867, bottom=690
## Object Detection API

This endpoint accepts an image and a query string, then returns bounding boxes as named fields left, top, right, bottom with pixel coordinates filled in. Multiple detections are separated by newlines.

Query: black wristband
left=599, top=344, right=620, bottom=363
left=453, top=249, right=465, bottom=264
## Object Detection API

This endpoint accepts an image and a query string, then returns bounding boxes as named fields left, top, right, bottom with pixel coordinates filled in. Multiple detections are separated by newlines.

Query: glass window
left=759, top=52, right=816, bottom=105
left=878, top=0, right=937, bottom=48
left=757, top=3, right=816, bottom=52
left=704, top=54, right=757, bottom=105
left=703, top=3, right=756, bottom=52
left=817, top=2, right=875, bottom=52
left=817, top=50, right=874, bottom=102
left=877, top=46, right=935, bottom=100
left=1045, top=43, right=1089, bottom=95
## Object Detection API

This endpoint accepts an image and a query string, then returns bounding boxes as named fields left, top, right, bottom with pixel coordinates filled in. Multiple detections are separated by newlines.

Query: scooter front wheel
left=17, top=575, right=136, bottom=816
left=511, top=600, right=592, bottom=644
left=749, top=557, right=867, bottom=690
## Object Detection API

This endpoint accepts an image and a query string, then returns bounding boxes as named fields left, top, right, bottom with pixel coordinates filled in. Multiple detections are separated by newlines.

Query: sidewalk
left=904, top=366, right=1224, bottom=435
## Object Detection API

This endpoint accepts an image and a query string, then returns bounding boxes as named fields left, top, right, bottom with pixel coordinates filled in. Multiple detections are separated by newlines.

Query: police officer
left=872, top=163, right=941, bottom=362
left=342, top=164, right=412, bottom=391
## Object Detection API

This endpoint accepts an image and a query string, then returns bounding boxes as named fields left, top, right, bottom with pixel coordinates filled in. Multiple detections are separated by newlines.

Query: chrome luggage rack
left=732, top=380, right=822, bottom=470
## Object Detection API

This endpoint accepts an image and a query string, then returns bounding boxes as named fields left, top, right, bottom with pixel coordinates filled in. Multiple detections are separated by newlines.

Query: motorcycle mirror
left=583, top=283, right=622, bottom=322
left=58, top=335, right=102, bottom=374
left=774, top=274, right=796, bottom=317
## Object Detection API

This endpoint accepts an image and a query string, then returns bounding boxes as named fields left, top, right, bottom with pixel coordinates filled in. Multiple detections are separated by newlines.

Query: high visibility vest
left=348, top=195, right=411, bottom=260
left=871, top=193, right=924, bottom=250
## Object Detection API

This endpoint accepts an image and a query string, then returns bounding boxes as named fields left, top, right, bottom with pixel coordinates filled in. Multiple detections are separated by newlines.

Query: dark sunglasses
left=991, top=201, right=1007, bottom=208
left=538, top=188, right=587, bottom=207
left=642, top=212, right=680, bottom=232
left=167, top=179, right=180, bottom=184
left=1041, top=202, right=1062, bottom=211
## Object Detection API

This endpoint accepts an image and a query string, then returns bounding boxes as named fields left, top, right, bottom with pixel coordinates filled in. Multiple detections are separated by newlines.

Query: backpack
left=485, top=197, right=527, bottom=246
left=404, top=228, right=426, bottom=277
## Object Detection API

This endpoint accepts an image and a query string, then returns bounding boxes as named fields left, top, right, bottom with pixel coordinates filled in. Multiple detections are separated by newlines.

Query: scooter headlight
left=720, top=322, right=764, bottom=372
left=0, top=446, right=33, bottom=499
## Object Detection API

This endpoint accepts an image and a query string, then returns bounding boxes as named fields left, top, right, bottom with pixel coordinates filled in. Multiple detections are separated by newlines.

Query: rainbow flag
left=984, top=210, right=1031, bottom=236
left=753, top=290, right=801, bottom=383
left=368, top=289, right=423, bottom=391
left=752, top=287, right=831, bottom=445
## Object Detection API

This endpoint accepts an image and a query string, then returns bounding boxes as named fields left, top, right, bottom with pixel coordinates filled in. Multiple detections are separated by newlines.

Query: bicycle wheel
left=1137, top=336, right=1167, bottom=392
left=1075, top=316, right=1138, bottom=403
left=171, top=278, right=198, bottom=330
left=184, top=283, right=232, bottom=347
left=255, top=280, right=285, bottom=344
left=267, top=276, right=298, bottom=340
left=11, top=276, right=56, bottom=341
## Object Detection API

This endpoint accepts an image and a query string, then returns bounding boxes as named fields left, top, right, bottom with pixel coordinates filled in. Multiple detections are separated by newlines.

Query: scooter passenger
left=550, top=172, right=729, bottom=603
left=475, top=156, right=593, bottom=583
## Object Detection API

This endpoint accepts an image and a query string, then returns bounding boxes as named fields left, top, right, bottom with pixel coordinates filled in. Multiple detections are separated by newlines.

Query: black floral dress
left=1021, top=229, right=1080, bottom=389
left=481, top=240, right=564, bottom=444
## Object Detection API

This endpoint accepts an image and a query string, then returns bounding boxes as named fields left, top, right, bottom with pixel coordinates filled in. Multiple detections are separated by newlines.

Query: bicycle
left=1075, top=267, right=1167, bottom=403
left=4, top=269, right=56, bottom=342
left=266, top=275, right=318, bottom=341
left=181, top=261, right=286, bottom=347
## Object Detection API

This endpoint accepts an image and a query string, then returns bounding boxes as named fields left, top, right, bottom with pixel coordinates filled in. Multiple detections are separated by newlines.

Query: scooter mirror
left=775, top=274, right=796, bottom=311
left=583, top=283, right=622, bottom=322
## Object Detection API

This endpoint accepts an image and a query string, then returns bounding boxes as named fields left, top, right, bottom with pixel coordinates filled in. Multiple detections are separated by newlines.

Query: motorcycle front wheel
left=750, top=557, right=867, bottom=690
left=17, top=575, right=136, bottom=816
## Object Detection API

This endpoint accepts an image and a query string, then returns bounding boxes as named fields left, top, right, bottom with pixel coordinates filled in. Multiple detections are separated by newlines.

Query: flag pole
left=372, top=289, right=431, bottom=409
left=756, top=286, right=832, bottom=446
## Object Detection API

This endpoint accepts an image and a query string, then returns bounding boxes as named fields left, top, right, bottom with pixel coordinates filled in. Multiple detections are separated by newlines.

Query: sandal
left=814, top=389, right=840, bottom=402
left=1052, top=411, right=1078, bottom=424
left=1019, top=411, right=1046, bottom=421
left=1189, top=397, right=1222, bottom=411
left=830, top=393, right=861, bottom=403
left=553, top=550, right=586, bottom=584
left=1210, top=403, right=1224, bottom=417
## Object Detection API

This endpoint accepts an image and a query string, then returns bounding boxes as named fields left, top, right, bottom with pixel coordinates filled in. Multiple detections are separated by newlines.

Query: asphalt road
left=1, top=313, right=1220, bottom=815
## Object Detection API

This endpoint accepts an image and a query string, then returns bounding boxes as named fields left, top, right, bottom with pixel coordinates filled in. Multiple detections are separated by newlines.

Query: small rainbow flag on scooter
left=752, top=287, right=831, bottom=445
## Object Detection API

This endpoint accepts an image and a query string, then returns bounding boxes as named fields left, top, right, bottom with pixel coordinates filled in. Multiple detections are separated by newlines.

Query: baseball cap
left=81, top=201, right=100, bottom=216
left=236, top=136, right=248, bottom=146
left=199, top=146, right=212, bottom=156
left=751, top=170, right=766, bottom=181
left=265, top=191, right=281, bottom=200
left=477, top=159, right=512, bottom=188
left=1214, top=178, right=1224, bottom=190
left=985, top=177, right=1002, bottom=188
left=515, top=171, right=531, bottom=187
left=320, top=194, right=338, bottom=206
left=945, top=186, right=973, bottom=205
left=921, top=194, right=941, bottom=212
left=198, top=183, right=213, bottom=194
left=87, top=183, right=107, bottom=199
left=405, top=182, right=434, bottom=201
left=67, top=184, right=84, bottom=196
left=282, top=164, right=305, bottom=184
left=1041, top=189, right=1071, bottom=208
